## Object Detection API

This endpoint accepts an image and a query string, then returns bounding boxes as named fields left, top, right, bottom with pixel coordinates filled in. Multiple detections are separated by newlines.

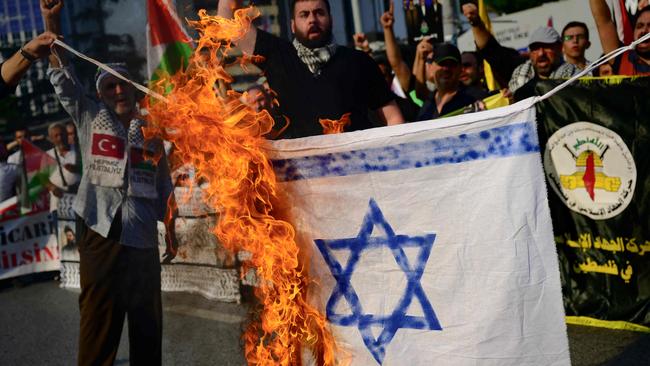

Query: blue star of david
left=314, top=198, right=442, bottom=365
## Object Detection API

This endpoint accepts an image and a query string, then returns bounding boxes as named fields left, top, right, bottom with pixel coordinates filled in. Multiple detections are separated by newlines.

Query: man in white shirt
left=46, top=122, right=80, bottom=211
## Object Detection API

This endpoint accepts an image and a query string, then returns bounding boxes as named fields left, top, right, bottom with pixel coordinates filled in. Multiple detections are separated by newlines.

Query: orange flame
left=319, top=113, right=351, bottom=134
left=144, top=8, right=337, bottom=365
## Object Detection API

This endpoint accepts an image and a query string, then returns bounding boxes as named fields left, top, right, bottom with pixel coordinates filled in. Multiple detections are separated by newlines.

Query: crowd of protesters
left=0, top=123, right=78, bottom=204
left=1, top=0, right=649, bottom=365
left=345, top=0, right=650, bottom=123
left=227, top=0, right=650, bottom=134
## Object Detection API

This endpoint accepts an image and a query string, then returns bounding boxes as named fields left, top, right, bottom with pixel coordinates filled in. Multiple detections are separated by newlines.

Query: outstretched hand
left=22, top=31, right=59, bottom=59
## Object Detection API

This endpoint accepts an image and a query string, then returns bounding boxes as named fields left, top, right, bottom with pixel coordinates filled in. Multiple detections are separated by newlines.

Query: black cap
left=431, top=43, right=461, bottom=64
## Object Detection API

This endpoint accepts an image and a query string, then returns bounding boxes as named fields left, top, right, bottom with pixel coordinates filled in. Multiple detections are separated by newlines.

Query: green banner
left=536, top=77, right=650, bottom=328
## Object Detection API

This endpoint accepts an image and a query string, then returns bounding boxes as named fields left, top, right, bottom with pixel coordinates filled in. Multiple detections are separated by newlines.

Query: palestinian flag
left=146, top=0, right=193, bottom=84
left=536, top=77, right=650, bottom=331
left=18, top=139, right=57, bottom=213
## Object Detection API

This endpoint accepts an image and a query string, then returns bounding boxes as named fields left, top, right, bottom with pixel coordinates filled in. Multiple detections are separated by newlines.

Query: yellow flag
left=483, top=91, right=509, bottom=110
left=479, top=0, right=498, bottom=91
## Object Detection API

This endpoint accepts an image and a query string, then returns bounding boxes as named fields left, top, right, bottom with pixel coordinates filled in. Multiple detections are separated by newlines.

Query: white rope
left=535, top=32, right=650, bottom=103
left=51, top=33, right=650, bottom=110
left=52, top=39, right=168, bottom=103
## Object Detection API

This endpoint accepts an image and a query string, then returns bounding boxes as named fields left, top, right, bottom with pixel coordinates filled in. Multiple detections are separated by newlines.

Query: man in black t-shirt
left=417, top=43, right=479, bottom=121
left=218, top=0, right=404, bottom=139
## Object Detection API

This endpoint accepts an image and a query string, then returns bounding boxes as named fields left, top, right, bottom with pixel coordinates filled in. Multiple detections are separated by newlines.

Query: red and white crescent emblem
left=91, top=134, right=124, bottom=159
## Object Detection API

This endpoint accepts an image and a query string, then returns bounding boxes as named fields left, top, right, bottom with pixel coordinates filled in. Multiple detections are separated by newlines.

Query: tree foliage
left=484, top=0, right=558, bottom=14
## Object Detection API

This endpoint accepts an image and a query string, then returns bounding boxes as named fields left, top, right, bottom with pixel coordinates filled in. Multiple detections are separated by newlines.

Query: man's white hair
left=48, top=122, right=66, bottom=135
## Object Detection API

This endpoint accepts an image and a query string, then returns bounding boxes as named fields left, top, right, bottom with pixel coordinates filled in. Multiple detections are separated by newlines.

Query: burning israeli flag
left=268, top=100, right=570, bottom=365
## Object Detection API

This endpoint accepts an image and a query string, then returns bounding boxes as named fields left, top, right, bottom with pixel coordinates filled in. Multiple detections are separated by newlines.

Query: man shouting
left=219, top=0, right=404, bottom=138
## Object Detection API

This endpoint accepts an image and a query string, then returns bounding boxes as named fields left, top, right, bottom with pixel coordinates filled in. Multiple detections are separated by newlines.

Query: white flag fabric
left=267, top=99, right=570, bottom=366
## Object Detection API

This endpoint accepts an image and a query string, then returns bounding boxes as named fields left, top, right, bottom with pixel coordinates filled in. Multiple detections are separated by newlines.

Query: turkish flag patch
left=91, top=134, right=125, bottom=159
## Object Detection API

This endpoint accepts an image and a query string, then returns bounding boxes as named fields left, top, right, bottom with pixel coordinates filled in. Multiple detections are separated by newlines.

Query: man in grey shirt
left=41, top=1, right=174, bottom=365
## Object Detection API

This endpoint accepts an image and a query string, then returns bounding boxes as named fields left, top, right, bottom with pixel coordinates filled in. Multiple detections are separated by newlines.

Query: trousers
left=77, top=216, right=162, bottom=366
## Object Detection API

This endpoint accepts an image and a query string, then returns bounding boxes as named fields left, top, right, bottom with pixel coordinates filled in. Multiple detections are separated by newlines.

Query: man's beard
left=533, top=56, right=558, bottom=78
left=435, top=74, right=459, bottom=93
left=294, top=27, right=333, bottom=49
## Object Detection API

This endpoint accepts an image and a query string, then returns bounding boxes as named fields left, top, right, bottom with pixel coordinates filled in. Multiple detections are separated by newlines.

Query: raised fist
left=462, top=2, right=480, bottom=26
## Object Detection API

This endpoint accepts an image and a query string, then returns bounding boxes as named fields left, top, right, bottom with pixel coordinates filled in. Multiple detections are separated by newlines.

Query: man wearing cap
left=508, top=27, right=579, bottom=94
left=461, top=2, right=579, bottom=97
left=417, top=43, right=480, bottom=120
left=40, top=1, right=174, bottom=365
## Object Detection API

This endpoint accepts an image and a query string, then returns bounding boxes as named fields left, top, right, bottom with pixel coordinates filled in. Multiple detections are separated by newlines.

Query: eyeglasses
left=563, top=34, right=586, bottom=42
left=425, top=58, right=435, bottom=64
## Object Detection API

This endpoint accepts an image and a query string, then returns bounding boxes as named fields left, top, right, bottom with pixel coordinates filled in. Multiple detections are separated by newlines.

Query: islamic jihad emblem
left=559, top=150, right=621, bottom=201
left=544, top=122, right=636, bottom=220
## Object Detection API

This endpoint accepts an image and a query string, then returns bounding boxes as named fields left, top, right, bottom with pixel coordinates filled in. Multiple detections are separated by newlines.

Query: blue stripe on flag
left=273, top=121, right=539, bottom=182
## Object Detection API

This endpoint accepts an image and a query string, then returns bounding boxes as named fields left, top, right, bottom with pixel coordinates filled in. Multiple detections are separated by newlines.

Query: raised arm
left=413, top=38, right=433, bottom=101
left=41, top=0, right=98, bottom=124
left=589, top=0, right=620, bottom=56
left=41, top=0, right=64, bottom=68
left=381, top=2, right=411, bottom=93
left=461, top=2, right=491, bottom=50
left=0, top=32, right=57, bottom=88
left=218, top=0, right=257, bottom=55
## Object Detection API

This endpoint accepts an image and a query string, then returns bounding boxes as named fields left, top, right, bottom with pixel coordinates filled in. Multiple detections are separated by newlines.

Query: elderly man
left=461, top=2, right=580, bottom=98
left=591, top=0, right=650, bottom=75
left=41, top=1, right=174, bottom=365
left=45, top=122, right=80, bottom=212
left=218, top=0, right=404, bottom=138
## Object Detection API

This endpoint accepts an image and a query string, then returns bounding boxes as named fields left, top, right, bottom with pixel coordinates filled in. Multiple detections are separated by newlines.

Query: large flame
left=145, top=8, right=337, bottom=365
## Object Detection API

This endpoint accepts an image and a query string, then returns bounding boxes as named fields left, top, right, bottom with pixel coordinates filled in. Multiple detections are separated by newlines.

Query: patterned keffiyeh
left=86, top=108, right=161, bottom=199
left=293, top=38, right=338, bottom=75
left=508, top=60, right=591, bottom=92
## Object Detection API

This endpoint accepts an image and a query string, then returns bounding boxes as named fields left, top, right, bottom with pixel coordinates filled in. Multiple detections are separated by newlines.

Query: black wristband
left=20, top=47, right=37, bottom=62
